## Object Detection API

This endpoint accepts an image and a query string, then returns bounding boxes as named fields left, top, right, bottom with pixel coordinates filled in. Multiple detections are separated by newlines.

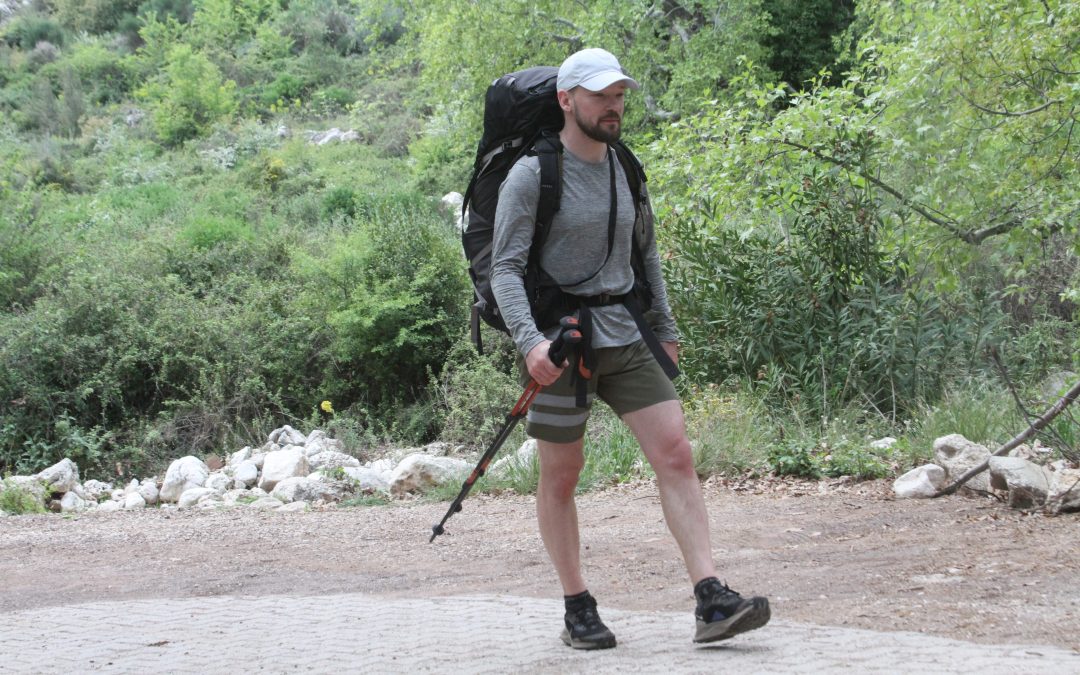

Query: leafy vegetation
left=0, top=0, right=1076, bottom=489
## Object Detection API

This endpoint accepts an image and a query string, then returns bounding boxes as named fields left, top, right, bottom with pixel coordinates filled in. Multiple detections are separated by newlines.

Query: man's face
left=567, top=82, right=627, bottom=144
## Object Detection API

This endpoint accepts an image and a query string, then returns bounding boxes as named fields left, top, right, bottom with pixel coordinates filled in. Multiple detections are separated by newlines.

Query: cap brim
left=577, top=70, right=640, bottom=92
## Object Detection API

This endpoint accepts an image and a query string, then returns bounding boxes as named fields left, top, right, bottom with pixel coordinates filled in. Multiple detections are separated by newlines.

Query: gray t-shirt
left=490, top=145, right=678, bottom=357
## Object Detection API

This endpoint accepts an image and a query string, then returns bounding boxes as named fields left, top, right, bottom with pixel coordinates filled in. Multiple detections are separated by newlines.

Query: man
left=490, top=48, right=770, bottom=649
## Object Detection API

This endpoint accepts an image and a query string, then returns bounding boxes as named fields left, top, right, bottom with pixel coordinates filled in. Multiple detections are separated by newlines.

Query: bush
left=139, top=44, right=237, bottom=146
left=0, top=477, right=46, bottom=515
left=3, top=15, right=65, bottom=50
left=431, top=336, right=520, bottom=449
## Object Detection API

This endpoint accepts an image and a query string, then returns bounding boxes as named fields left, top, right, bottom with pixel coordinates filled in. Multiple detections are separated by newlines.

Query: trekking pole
left=429, top=317, right=581, bottom=542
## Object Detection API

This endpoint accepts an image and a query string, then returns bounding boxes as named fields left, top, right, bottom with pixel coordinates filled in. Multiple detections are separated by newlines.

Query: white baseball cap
left=557, top=48, right=640, bottom=92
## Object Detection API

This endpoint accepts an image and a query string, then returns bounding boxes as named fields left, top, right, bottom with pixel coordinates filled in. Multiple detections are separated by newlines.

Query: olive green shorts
left=518, top=340, right=678, bottom=443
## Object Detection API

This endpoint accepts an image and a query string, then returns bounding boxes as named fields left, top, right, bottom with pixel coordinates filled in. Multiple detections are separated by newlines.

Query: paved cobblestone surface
left=3, top=593, right=1078, bottom=674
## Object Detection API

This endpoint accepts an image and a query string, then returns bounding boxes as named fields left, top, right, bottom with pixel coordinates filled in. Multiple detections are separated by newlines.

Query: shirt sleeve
left=637, top=185, right=680, bottom=343
left=490, top=159, right=547, bottom=357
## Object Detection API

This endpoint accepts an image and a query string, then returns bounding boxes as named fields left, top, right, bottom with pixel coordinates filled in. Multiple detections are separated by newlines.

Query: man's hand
left=662, top=341, right=679, bottom=368
left=526, top=340, right=566, bottom=386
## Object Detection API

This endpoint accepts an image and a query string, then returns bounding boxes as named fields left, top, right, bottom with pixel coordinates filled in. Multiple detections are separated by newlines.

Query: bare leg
left=622, top=400, right=717, bottom=584
left=535, top=438, right=587, bottom=595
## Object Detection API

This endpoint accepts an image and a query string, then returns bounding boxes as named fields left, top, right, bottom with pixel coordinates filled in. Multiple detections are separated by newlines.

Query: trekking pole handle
left=548, top=316, right=581, bottom=366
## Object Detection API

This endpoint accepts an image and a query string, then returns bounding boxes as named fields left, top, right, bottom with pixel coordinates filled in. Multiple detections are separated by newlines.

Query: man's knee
left=650, top=434, right=697, bottom=478
left=538, top=439, right=585, bottom=499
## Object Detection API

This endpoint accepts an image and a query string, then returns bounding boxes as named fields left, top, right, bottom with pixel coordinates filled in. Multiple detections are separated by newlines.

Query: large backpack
left=461, top=66, right=678, bottom=382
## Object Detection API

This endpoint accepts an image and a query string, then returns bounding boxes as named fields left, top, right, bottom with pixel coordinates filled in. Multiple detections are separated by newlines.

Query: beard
left=574, top=106, right=622, bottom=144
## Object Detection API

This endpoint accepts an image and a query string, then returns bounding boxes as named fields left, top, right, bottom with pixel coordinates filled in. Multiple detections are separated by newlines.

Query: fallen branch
left=933, top=377, right=1080, bottom=497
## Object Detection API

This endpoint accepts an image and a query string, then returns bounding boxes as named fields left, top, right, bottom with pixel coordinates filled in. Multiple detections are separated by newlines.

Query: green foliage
left=430, top=335, right=521, bottom=450
left=3, top=14, right=65, bottom=49
left=685, top=385, right=772, bottom=475
left=138, top=44, right=238, bottom=145
left=0, top=477, right=46, bottom=515
left=767, top=440, right=820, bottom=478
left=292, top=201, right=468, bottom=412
left=762, top=0, right=856, bottom=88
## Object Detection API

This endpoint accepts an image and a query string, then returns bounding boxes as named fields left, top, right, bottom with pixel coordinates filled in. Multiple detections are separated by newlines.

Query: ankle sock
left=564, top=590, right=592, bottom=611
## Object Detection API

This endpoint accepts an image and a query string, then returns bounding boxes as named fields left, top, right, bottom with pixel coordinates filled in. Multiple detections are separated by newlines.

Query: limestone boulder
left=35, top=458, right=80, bottom=494
left=177, top=487, right=217, bottom=509
left=82, top=480, right=113, bottom=501
left=59, top=491, right=88, bottom=513
left=271, top=476, right=340, bottom=503
left=933, top=435, right=991, bottom=493
left=159, top=456, right=210, bottom=503
left=233, top=460, right=259, bottom=487
left=341, top=467, right=390, bottom=494
left=988, top=456, right=1052, bottom=508
left=1046, top=468, right=1080, bottom=514
left=269, top=425, right=306, bottom=447
left=389, top=453, right=470, bottom=496
left=490, top=439, right=538, bottom=479
left=308, top=450, right=361, bottom=472
left=892, top=464, right=946, bottom=499
left=258, top=447, right=309, bottom=492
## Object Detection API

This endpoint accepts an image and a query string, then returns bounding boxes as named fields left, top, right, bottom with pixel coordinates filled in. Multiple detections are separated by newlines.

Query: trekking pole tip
left=429, top=523, right=444, bottom=543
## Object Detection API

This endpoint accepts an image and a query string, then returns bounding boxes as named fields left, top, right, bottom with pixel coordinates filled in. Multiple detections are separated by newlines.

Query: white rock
left=35, top=458, right=80, bottom=494
left=228, top=446, right=252, bottom=467
left=269, top=425, right=307, bottom=446
left=177, top=487, right=217, bottom=509
left=490, top=439, right=537, bottom=478
left=367, top=458, right=395, bottom=475
left=271, top=476, right=339, bottom=503
left=204, top=472, right=232, bottom=494
left=988, top=456, right=1052, bottom=508
left=870, top=437, right=898, bottom=451
left=308, top=450, right=361, bottom=471
left=3, top=476, right=47, bottom=505
left=233, top=460, right=259, bottom=487
left=123, top=492, right=147, bottom=510
left=250, top=451, right=268, bottom=469
left=1046, top=468, right=1080, bottom=514
left=276, top=501, right=310, bottom=512
left=159, top=456, right=210, bottom=503
left=933, top=434, right=991, bottom=493
left=220, top=489, right=250, bottom=506
left=138, top=480, right=159, bottom=506
left=258, top=447, right=309, bottom=492
left=59, top=491, right=87, bottom=513
left=124, top=478, right=140, bottom=494
left=96, top=500, right=122, bottom=512
left=306, top=430, right=327, bottom=445
left=248, top=496, right=283, bottom=510
left=892, top=464, right=946, bottom=499
left=389, top=453, right=471, bottom=496
left=83, top=480, right=113, bottom=501
left=341, top=467, right=390, bottom=493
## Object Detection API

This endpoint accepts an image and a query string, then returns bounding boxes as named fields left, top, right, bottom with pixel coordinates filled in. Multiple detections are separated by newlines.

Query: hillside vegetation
left=1, top=0, right=1076, bottom=482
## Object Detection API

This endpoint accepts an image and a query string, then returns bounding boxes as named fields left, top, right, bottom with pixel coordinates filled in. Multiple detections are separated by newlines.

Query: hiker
left=489, top=48, right=771, bottom=649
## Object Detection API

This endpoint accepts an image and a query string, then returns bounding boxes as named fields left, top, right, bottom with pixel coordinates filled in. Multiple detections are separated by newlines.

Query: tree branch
left=967, top=98, right=1063, bottom=117
left=777, top=138, right=1030, bottom=245
left=933, top=378, right=1080, bottom=497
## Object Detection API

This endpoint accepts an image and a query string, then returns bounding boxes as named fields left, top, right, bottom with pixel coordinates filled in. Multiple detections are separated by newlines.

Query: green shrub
left=138, top=44, right=238, bottom=146
left=767, top=440, right=820, bottom=478
left=431, top=336, right=520, bottom=450
left=0, top=477, right=46, bottom=515
left=4, top=15, right=65, bottom=50
left=685, top=385, right=772, bottom=476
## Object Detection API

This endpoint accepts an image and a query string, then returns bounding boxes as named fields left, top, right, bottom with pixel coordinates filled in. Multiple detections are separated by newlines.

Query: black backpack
left=461, top=66, right=678, bottom=381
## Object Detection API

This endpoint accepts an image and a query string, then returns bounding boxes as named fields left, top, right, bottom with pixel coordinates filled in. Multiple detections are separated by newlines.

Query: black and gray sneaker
left=561, top=591, right=617, bottom=650
left=693, top=577, right=770, bottom=643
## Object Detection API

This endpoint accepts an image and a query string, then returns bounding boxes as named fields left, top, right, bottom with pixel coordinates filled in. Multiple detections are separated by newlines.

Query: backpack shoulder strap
left=534, top=131, right=563, bottom=232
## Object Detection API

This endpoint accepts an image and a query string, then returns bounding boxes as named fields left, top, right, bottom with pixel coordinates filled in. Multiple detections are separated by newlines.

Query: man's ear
left=557, top=89, right=573, bottom=113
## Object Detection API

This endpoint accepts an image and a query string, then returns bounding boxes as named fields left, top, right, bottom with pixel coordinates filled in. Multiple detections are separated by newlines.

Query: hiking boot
left=693, top=577, right=770, bottom=643
left=561, top=591, right=617, bottom=650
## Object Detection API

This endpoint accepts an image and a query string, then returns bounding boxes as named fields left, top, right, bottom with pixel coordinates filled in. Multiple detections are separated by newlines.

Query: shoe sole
left=693, top=599, right=771, bottom=643
left=560, top=628, right=617, bottom=650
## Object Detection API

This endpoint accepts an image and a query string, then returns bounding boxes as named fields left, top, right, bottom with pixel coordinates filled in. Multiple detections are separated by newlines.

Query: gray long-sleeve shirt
left=490, top=145, right=678, bottom=357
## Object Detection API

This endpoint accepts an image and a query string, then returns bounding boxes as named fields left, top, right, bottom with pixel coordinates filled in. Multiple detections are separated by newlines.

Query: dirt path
left=1, top=478, right=1077, bottom=653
